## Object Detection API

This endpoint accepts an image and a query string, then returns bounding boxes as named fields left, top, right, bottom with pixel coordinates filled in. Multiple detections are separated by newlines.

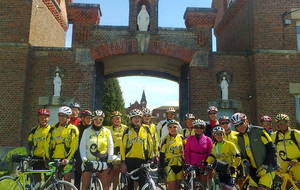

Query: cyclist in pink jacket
left=184, top=119, right=213, bottom=167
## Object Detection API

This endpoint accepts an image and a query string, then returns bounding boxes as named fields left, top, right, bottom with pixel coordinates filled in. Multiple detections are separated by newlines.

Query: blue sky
left=67, top=0, right=214, bottom=109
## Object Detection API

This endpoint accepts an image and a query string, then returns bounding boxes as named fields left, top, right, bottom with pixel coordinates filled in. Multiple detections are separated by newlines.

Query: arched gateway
left=5, top=0, right=300, bottom=146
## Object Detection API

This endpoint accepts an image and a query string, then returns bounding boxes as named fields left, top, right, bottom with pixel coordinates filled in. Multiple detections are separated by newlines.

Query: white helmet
left=166, top=107, right=176, bottom=113
left=128, top=109, right=143, bottom=118
left=212, top=126, right=225, bottom=135
left=192, top=119, right=206, bottom=127
left=93, top=110, right=105, bottom=118
left=231, top=113, right=247, bottom=126
left=185, top=113, right=195, bottom=120
left=58, top=106, right=72, bottom=116
left=167, top=120, right=179, bottom=127
left=142, top=108, right=152, bottom=116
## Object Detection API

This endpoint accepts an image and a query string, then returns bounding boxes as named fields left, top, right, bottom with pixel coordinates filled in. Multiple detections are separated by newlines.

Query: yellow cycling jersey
left=207, top=140, right=241, bottom=169
left=143, top=123, right=159, bottom=157
left=224, top=130, right=239, bottom=148
left=120, top=125, right=153, bottom=161
left=28, top=124, right=52, bottom=158
left=106, top=124, right=127, bottom=154
left=46, top=123, right=79, bottom=160
left=182, top=128, right=195, bottom=139
left=271, top=128, right=300, bottom=162
left=80, top=126, right=113, bottom=161
left=242, top=131, right=272, bottom=168
left=161, top=134, right=184, bottom=166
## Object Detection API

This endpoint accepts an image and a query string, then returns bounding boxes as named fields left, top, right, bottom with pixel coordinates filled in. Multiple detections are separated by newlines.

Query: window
left=163, top=113, right=166, bottom=118
left=297, top=26, right=300, bottom=50
left=156, top=113, right=159, bottom=118
left=227, top=0, right=236, bottom=7
left=176, top=113, right=179, bottom=118
left=296, top=95, right=300, bottom=123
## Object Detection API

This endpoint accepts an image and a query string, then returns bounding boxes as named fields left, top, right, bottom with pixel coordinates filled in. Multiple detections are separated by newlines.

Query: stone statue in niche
left=220, top=76, right=229, bottom=100
left=137, top=5, right=150, bottom=31
left=53, top=67, right=62, bottom=97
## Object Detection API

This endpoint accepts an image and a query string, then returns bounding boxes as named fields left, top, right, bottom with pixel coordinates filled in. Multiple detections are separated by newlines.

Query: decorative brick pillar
left=68, top=3, right=101, bottom=47
left=184, top=8, right=216, bottom=51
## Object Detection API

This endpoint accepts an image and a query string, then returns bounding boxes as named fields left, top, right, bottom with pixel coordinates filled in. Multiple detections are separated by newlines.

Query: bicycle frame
left=276, top=172, right=299, bottom=190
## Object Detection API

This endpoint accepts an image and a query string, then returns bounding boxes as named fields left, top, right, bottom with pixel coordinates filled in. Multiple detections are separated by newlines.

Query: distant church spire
left=140, top=90, right=147, bottom=108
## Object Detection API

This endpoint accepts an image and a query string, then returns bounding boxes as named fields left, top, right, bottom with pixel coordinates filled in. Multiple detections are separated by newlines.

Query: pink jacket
left=184, top=135, right=213, bottom=167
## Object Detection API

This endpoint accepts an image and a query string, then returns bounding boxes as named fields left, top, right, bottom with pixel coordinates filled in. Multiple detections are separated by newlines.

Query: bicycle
left=0, top=155, right=77, bottom=190
left=181, top=165, right=208, bottom=190
left=118, top=162, right=163, bottom=190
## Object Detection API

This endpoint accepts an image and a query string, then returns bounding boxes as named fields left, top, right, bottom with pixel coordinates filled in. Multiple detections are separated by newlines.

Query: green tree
left=102, top=78, right=128, bottom=125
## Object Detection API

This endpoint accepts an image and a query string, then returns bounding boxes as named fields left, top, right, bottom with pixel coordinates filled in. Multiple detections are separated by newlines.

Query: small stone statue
left=137, top=5, right=150, bottom=31
left=220, top=76, right=229, bottom=100
left=53, top=72, right=62, bottom=97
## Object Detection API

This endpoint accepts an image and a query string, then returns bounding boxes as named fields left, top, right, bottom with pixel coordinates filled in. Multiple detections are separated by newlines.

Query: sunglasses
left=93, top=117, right=104, bottom=121
left=234, top=122, right=244, bottom=127
left=213, top=133, right=224, bottom=136
left=220, top=122, right=230, bottom=125
left=194, top=126, right=205, bottom=129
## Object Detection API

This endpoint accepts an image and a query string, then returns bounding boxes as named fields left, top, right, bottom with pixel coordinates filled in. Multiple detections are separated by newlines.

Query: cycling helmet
left=142, top=108, right=152, bottom=116
left=192, top=119, right=206, bottom=127
left=231, top=113, right=247, bottom=126
left=212, top=126, right=225, bottom=135
left=128, top=109, right=143, bottom=118
left=219, top=116, right=230, bottom=123
left=58, top=106, right=72, bottom=116
left=166, top=107, right=176, bottom=113
left=260, top=115, right=272, bottom=122
left=81, top=110, right=92, bottom=117
left=207, top=106, right=218, bottom=113
left=185, top=113, right=195, bottom=120
left=93, top=110, right=105, bottom=118
left=37, top=108, right=50, bottom=116
left=275, top=113, right=289, bottom=122
left=167, top=120, right=179, bottom=127
left=111, top=111, right=122, bottom=118
left=69, top=102, right=80, bottom=109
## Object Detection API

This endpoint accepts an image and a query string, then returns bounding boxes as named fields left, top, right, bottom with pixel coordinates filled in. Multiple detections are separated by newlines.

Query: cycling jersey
left=120, top=125, right=153, bottom=161
left=28, top=124, right=52, bottom=158
left=271, top=128, right=300, bottom=181
left=70, top=117, right=81, bottom=126
left=160, top=134, right=184, bottom=182
left=157, top=119, right=182, bottom=144
left=46, top=123, right=79, bottom=160
left=207, top=140, right=241, bottom=170
left=106, top=124, right=127, bottom=155
left=80, top=126, right=113, bottom=161
left=143, top=123, right=159, bottom=157
left=224, top=130, right=239, bottom=148
left=184, top=135, right=213, bottom=167
left=182, top=128, right=195, bottom=139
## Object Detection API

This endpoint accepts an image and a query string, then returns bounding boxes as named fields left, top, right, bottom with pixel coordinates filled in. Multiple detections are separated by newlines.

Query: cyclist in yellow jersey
left=182, top=113, right=195, bottom=139
left=120, top=109, right=153, bottom=190
left=106, top=111, right=127, bottom=190
left=207, top=127, right=241, bottom=190
left=142, top=108, right=159, bottom=159
left=260, top=115, right=273, bottom=135
left=28, top=108, right=52, bottom=184
left=219, top=116, right=239, bottom=147
left=45, top=106, right=79, bottom=183
left=80, top=110, right=113, bottom=190
left=231, top=113, right=278, bottom=190
left=271, top=113, right=300, bottom=182
left=159, top=120, right=184, bottom=190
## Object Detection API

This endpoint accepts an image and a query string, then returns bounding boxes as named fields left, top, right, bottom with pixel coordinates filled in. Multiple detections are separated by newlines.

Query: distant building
left=152, top=106, right=180, bottom=123
left=126, top=90, right=147, bottom=113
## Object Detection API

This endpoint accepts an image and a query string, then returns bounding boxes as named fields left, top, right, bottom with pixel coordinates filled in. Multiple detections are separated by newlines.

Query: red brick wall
left=215, top=0, right=252, bottom=52
left=189, top=53, right=255, bottom=121
left=0, top=45, right=29, bottom=146
left=29, top=0, right=66, bottom=47
left=253, top=0, right=300, bottom=50
left=0, top=0, right=32, bottom=43
left=253, top=53, right=300, bottom=125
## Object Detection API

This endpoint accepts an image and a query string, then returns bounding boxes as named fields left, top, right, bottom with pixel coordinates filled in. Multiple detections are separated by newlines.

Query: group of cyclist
left=27, top=103, right=300, bottom=190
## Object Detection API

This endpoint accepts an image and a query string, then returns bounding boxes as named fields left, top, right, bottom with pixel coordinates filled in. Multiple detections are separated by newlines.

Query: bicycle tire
left=117, top=173, right=127, bottom=190
left=0, top=176, right=23, bottom=190
left=45, top=180, right=78, bottom=190
left=89, top=177, right=103, bottom=190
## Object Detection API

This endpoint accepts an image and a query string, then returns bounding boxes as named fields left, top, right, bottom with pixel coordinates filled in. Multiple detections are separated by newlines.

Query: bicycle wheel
left=45, top=180, right=78, bottom=190
left=89, top=177, right=103, bottom=190
left=117, top=173, right=127, bottom=190
left=0, top=176, right=23, bottom=190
